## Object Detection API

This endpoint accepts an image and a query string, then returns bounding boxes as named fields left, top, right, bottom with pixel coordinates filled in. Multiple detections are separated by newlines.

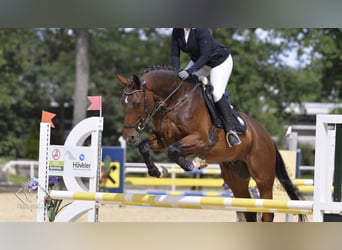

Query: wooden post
left=333, top=124, right=342, bottom=202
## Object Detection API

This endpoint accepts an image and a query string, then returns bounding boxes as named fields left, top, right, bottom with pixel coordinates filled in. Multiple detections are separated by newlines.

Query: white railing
left=1, top=160, right=313, bottom=180
left=2, top=160, right=39, bottom=179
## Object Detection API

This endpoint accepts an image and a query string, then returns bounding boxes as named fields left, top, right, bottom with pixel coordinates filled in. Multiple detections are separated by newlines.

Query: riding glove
left=178, top=70, right=190, bottom=80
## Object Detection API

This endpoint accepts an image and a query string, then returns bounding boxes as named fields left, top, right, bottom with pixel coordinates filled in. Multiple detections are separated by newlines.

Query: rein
left=123, top=77, right=198, bottom=132
left=156, top=81, right=200, bottom=149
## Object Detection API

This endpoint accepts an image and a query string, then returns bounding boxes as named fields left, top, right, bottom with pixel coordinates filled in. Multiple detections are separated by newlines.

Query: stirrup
left=226, top=130, right=241, bottom=147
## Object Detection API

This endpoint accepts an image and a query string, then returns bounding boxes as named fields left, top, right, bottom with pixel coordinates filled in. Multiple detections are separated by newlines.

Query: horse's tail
left=274, top=145, right=307, bottom=222
left=274, top=145, right=303, bottom=200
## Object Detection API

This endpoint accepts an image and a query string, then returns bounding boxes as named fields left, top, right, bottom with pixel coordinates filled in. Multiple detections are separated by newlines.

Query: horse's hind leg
left=220, top=161, right=257, bottom=222
left=242, top=141, right=277, bottom=222
left=252, top=177, right=275, bottom=222
left=248, top=160, right=276, bottom=222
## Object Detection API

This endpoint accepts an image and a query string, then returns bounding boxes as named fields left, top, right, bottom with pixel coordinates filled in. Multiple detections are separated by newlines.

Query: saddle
left=195, top=76, right=247, bottom=133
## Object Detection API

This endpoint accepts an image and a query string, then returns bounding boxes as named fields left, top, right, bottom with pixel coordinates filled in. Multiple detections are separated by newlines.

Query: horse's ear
left=132, top=74, right=142, bottom=87
left=115, top=74, right=129, bottom=87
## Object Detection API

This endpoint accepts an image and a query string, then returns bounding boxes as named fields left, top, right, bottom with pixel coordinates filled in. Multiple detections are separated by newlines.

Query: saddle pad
left=203, top=84, right=247, bottom=133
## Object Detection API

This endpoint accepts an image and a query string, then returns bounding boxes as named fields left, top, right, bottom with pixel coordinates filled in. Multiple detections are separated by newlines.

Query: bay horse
left=116, top=65, right=306, bottom=222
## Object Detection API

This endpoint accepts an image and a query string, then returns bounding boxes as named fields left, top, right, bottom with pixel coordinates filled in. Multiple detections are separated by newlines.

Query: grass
left=8, top=174, right=30, bottom=184
left=1, top=157, right=31, bottom=184
left=0, top=157, right=12, bottom=167
left=298, top=170, right=314, bottom=180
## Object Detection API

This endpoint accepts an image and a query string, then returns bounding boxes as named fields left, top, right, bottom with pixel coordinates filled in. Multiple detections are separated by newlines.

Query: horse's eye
left=133, top=100, right=140, bottom=109
left=122, top=95, right=140, bottom=109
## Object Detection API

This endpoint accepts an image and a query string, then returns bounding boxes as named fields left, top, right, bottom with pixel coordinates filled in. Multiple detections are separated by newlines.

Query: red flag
left=41, top=110, right=56, bottom=128
left=87, top=96, right=102, bottom=111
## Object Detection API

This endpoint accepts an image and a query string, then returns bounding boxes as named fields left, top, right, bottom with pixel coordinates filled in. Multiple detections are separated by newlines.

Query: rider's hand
left=178, top=70, right=190, bottom=80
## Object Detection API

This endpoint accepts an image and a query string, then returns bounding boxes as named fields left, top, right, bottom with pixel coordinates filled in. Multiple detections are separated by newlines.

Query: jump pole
left=49, top=190, right=313, bottom=215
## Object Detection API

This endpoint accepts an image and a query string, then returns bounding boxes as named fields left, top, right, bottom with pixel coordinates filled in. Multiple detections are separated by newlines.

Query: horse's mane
left=136, top=65, right=175, bottom=78
left=135, top=65, right=199, bottom=84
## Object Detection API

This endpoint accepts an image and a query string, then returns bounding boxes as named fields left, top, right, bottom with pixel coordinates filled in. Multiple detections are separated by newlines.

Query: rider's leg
left=210, top=55, right=240, bottom=147
left=215, top=95, right=241, bottom=147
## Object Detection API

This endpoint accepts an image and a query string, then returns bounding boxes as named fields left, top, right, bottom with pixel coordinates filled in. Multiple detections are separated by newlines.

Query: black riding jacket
left=171, top=28, right=230, bottom=74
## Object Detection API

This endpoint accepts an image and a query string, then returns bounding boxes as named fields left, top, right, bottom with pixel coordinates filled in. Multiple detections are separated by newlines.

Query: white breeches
left=185, top=54, right=233, bottom=102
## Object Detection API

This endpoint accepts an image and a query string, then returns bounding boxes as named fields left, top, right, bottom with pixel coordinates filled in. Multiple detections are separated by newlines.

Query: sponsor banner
left=49, top=160, right=64, bottom=171
left=48, top=145, right=96, bottom=178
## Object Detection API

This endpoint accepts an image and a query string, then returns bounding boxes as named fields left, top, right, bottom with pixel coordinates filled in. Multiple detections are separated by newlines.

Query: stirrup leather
left=226, top=130, right=241, bottom=147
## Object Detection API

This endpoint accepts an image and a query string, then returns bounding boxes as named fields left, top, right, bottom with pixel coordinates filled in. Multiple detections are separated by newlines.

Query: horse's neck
left=152, top=82, right=200, bottom=113
left=148, top=75, right=186, bottom=101
left=168, top=85, right=194, bottom=104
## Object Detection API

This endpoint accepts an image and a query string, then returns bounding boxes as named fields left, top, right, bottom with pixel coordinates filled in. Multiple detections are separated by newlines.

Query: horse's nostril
left=126, top=134, right=139, bottom=144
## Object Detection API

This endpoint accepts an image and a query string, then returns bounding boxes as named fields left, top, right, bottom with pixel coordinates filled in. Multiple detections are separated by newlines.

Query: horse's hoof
left=157, top=165, right=168, bottom=177
left=147, top=169, right=159, bottom=177
left=236, top=212, right=246, bottom=222
left=192, top=157, right=208, bottom=169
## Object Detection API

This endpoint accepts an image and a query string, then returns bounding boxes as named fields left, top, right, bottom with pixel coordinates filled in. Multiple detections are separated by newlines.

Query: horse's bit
left=122, top=77, right=189, bottom=131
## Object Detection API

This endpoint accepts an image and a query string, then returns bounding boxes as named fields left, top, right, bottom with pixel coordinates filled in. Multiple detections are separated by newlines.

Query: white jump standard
left=37, top=115, right=103, bottom=222
left=313, top=114, right=342, bottom=222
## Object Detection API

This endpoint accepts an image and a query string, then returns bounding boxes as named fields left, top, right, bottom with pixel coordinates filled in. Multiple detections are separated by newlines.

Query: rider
left=170, top=28, right=241, bottom=147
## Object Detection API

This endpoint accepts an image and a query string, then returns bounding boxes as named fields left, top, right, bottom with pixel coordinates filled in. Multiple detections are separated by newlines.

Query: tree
left=309, top=29, right=342, bottom=102
left=88, top=29, right=171, bottom=149
left=22, top=121, right=39, bottom=159
left=25, top=28, right=75, bottom=144
left=0, top=29, right=38, bottom=156
left=73, top=29, right=89, bottom=127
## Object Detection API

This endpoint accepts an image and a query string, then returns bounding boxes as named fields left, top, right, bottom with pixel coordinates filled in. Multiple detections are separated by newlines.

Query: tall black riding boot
left=215, top=95, right=241, bottom=147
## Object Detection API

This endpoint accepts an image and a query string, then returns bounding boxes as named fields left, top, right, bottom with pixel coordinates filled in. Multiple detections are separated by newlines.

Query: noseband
left=123, top=76, right=189, bottom=132
left=123, top=80, right=149, bottom=131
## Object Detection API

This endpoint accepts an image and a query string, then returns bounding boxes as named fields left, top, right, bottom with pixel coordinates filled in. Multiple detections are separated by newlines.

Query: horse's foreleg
left=138, top=139, right=167, bottom=177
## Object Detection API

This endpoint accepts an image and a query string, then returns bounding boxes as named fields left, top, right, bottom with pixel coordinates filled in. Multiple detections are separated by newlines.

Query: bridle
left=123, top=80, right=149, bottom=131
left=122, top=76, right=188, bottom=132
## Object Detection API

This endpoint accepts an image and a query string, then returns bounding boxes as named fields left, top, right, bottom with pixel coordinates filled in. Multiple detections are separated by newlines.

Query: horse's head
left=116, top=73, right=153, bottom=144
left=116, top=66, right=193, bottom=144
